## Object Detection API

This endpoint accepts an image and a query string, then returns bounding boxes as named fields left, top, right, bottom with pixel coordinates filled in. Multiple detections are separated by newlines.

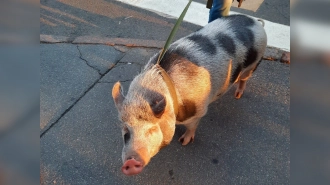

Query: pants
left=208, top=0, right=232, bottom=23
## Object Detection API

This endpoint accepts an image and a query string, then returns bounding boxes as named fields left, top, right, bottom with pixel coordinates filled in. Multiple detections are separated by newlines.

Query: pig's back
left=167, top=14, right=267, bottom=72
left=145, top=14, right=267, bottom=104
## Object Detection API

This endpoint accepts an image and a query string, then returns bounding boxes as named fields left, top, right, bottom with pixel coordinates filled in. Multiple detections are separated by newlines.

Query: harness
left=155, top=64, right=179, bottom=117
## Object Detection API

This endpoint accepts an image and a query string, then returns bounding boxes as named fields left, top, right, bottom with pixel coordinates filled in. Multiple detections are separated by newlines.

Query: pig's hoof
left=178, top=132, right=195, bottom=145
left=235, top=91, right=243, bottom=99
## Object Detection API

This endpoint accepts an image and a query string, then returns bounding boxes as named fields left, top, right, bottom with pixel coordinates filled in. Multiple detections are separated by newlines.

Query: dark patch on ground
left=212, top=159, right=219, bottom=164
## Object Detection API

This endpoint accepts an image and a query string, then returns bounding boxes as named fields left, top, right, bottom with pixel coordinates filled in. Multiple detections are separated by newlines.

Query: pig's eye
left=123, top=127, right=130, bottom=144
left=124, top=132, right=130, bottom=144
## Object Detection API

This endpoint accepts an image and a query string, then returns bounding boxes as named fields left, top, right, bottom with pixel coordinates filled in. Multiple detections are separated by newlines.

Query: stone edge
left=40, top=34, right=289, bottom=63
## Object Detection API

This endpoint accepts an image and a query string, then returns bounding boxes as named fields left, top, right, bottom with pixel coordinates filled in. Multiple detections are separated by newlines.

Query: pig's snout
left=122, top=159, right=143, bottom=175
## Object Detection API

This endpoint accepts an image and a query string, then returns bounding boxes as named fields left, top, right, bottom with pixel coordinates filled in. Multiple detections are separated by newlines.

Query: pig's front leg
left=178, top=118, right=201, bottom=145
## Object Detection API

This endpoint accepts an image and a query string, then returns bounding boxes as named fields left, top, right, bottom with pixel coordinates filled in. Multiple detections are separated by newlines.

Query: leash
left=154, top=0, right=193, bottom=117
left=156, top=0, right=193, bottom=65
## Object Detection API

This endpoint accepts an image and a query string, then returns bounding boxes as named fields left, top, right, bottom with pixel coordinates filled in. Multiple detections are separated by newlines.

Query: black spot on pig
left=233, top=28, right=254, bottom=48
left=157, top=51, right=178, bottom=72
left=137, top=89, right=167, bottom=120
left=216, top=33, right=236, bottom=56
left=187, top=34, right=216, bottom=55
left=244, top=47, right=258, bottom=67
left=177, top=99, right=196, bottom=122
left=231, top=64, right=242, bottom=83
left=173, top=48, right=201, bottom=66
left=151, top=98, right=166, bottom=118
left=158, top=50, right=200, bottom=72
left=145, top=91, right=166, bottom=118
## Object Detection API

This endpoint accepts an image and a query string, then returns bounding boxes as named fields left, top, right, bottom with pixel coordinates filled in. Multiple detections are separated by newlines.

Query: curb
left=40, top=34, right=289, bottom=64
left=40, top=35, right=71, bottom=43
left=40, top=34, right=165, bottom=49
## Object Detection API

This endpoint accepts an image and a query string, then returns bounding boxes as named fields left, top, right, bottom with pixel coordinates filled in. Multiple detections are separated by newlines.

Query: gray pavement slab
left=77, top=44, right=124, bottom=75
left=100, top=63, right=141, bottom=83
left=40, top=82, right=124, bottom=185
left=40, top=50, right=289, bottom=184
left=100, top=47, right=160, bottom=83
left=40, top=44, right=100, bottom=131
left=118, top=47, right=160, bottom=66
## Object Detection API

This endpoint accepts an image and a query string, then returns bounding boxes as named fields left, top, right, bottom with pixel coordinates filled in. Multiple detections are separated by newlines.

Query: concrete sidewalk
left=40, top=37, right=289, bottom=184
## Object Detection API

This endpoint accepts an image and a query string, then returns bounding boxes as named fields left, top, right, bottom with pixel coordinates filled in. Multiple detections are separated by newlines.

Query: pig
left=112, top=14, right=267, bottom=176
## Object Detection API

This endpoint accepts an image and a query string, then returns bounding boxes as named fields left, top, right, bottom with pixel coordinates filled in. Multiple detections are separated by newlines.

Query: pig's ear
left=112, top=82, right=124, bottom=109
left=150, top=96, right=166, bottom=118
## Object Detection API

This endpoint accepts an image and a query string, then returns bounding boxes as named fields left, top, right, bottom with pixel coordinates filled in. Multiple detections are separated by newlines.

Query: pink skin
left=121, top=159, right=144, bottom=176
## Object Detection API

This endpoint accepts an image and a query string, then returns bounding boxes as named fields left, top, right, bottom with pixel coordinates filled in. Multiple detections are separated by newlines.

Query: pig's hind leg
left=235, top=60, right=261, bottom=99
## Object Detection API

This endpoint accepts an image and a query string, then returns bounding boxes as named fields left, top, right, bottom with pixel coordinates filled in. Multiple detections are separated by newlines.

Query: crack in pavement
left=113, top=46, right=128, bottom=53
left=40, top=52, right=126, bottom=138
left=76, top=45, right=102, bottom=75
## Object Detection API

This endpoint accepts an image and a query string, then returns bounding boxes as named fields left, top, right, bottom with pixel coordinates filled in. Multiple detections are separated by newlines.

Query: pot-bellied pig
left=112, top=14, right=267, bottom=176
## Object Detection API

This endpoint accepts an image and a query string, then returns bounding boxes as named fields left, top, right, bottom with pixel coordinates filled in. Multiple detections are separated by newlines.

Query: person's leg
left=221, top=0, right=232, bottom=16
left=208, top=0, right=232, bottom=23
left=209, top=0, right=223, bottom=23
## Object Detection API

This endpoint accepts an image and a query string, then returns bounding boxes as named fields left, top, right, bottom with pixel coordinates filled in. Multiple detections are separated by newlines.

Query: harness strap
left=155, top=64, right=179, bottom=117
